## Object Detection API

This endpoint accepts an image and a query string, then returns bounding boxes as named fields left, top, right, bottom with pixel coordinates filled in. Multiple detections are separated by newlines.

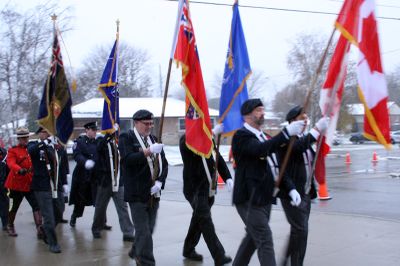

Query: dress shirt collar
left=244, top=123, right=265, bottom=142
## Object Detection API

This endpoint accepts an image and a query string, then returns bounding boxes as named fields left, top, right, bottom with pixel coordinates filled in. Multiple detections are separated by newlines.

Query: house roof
left=72, top=97, right=219, bottom=119
left=347, top=101, right=399, bottom=115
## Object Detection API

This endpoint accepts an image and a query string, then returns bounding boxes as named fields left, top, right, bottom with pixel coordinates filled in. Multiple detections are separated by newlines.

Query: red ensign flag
left=170, top=0, right=213, bottom=158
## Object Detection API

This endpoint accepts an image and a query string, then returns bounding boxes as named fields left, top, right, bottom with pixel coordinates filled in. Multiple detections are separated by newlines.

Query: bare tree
left=0, top=2, right=72, bottom=136
left=73, top=42, right=152, bottom=103
left=208, top=68, right=267, bottom=110
left=387, top=65, right=400, bottom=105
left=272, top=32, right=358, bottom=131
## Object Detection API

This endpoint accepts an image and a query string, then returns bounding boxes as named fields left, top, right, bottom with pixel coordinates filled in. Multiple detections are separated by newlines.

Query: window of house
left=178, top=118, right=185, bottom=131
left=178, top=117, right=216, bottom=132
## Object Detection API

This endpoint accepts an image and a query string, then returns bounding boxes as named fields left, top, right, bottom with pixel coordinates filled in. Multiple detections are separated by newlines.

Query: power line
left=165, top=0, right=400, bottom=21
left=326, top=0, right=400, bottom=9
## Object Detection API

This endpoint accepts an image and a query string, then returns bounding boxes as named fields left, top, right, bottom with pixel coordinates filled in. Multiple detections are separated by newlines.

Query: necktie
left=143, top=136, right=155, bottom=163
left=260, top=133, right=267, bottom=142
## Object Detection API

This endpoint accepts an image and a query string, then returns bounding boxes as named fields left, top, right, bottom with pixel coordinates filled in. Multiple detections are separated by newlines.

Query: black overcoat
left=69, top=135, right=97, bottom=206
left=231, top=127, right=290, bottom=206
left=179, top=134, right=232, bottom=200
left=277, top=132, right=318, bottom=200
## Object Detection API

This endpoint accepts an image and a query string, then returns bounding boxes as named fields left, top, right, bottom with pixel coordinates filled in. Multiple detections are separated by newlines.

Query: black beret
left=35, top=126, right=44, bottom=134
left=286, top=105, right=303, bottom=122
left=83, top=121, right=98, bottom=130
left=132, top=109, right=154, bottom=121
left=240, top=98, right=263, bottom=116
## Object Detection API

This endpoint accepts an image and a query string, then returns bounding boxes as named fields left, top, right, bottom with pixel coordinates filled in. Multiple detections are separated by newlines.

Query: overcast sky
left=2, top=0, right=400, bottom=103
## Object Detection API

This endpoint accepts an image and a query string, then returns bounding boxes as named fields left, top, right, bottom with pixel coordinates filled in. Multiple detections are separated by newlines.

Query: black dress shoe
left=183, top=250, right=203, bottom=261
left=92, top=231, right=101, bottom=239
left=215, top=255, right=232, bottom=266
left=128, top=245, right=136, bottom=259
left=69, top=215, right=76, bottom=227
left=49, top=244, right=62, bottom=254
left=123, top=235, right=135, bottom=242
left=103, top=224, right=112, bottom=230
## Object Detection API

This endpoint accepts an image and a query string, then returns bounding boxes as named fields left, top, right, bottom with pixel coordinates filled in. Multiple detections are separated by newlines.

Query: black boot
left=7, top=212, right=17, bottom=237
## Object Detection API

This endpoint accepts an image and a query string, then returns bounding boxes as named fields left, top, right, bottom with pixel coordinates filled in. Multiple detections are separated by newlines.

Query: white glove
left=286, top=120, right=306, bottom=136
left=85, top=159, right=95, bottom=170
left=113, top=123, right=119, bottom=131
left=315, top=117, right=330, bottom=133
left=149, top=143, right=164, bottom=154
left=289, top=189, right=301, bottom=207
left=63, top=184, right=69, bottom=194
left=226, top=178, right=234, bottom=192
left=150, top=181, right=162, bottom=195
left=212, top=123, right=224, bottom=135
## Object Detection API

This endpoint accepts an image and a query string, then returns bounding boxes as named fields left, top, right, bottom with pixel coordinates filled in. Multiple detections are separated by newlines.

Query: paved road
left=1, top=143, right=399, bottom=265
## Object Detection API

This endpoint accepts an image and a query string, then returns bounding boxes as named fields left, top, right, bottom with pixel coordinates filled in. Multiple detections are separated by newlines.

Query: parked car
left=349, top=133, right=368, bottom=144
left=390, top=130, right=400, bottom=144
left=350, top=132, right=395, bottom=144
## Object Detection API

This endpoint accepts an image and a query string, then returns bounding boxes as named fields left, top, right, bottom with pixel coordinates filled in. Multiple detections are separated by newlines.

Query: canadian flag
left=336, top=0, right=391, bottom=147
left=315, top=35, right=350, bottom=186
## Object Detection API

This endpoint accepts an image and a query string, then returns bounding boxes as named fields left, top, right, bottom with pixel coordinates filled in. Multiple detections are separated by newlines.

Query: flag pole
left=213, top=0, right=238, bottom=190
left=114, top=19, right=120, bottom=190
left=157, top=58, right=173, bottom=142
left=150, top=58, right=173, bottom=187
left=50, top=14, right=58, bottom=134
left=274, top=27, right=336, bottom=193
left=115, top=19, right=120, bottom=139
left=307, top=39, right=351, bottom=193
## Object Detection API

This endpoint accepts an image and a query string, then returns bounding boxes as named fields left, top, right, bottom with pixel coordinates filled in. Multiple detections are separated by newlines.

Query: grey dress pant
left=233, top=201, right=276, bottom=266
left=92, top=185, right=134, bottom=237
left=129, top=200, right=159, bottom=266
left=34, top=191, right=62, bottom=246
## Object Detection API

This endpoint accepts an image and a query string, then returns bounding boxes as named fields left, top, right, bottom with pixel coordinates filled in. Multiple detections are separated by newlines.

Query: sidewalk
left=1, top=199, right=399, bottom=266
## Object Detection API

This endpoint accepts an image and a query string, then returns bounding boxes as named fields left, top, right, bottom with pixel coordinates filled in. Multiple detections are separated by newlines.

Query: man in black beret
left=231, top=98, right=306, bottom=266
left=277, top=106, right=329, bottom=266
left=132, top=109, right=154, bottom=121
left=119, top=109, right=168, bottom=264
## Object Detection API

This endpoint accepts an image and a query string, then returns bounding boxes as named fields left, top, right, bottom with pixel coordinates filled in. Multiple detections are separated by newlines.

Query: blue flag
left=98, top=39, right=119, bottom=134
left=37, top=28, right=73, bottom=145
left=219, top=2, right=251, bottom=135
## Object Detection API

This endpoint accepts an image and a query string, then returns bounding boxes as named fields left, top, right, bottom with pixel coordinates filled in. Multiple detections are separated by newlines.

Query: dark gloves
left=18, top=168, right=27, bottom=175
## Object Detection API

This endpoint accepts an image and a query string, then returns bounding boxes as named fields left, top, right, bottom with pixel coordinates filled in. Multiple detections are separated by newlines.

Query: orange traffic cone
left=318, top=182, right=332, bottom=200
left=345, top=152, right=352, bottom=164
left=217, top=174, right=224, bottom=185
left=372, top=151, right=378, bottom=162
